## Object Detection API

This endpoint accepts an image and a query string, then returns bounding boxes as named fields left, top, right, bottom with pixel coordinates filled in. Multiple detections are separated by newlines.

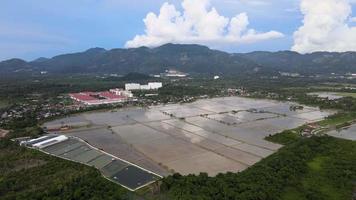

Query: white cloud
left=221, top=0, right=270, bottom=6
left=350, top=17, right=356, bottom=22
left=292, top=0, right=356, bottom=53
left=125, top=0, right=284, bottom=48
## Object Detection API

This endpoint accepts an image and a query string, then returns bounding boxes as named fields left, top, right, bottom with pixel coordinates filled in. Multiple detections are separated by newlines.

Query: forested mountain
left=239, top=51, right=356, bottom=74
left=1, top=43, right=356, bottom=76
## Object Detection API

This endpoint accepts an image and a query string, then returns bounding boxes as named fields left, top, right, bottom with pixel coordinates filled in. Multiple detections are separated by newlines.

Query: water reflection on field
left=308, top=92, right=343, bottom=100
left=327, top=125, right=356, bottom=141
left=44, top=97, right=333, bottom=176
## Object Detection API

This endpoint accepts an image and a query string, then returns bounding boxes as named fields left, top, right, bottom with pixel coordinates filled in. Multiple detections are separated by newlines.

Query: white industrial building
left=33, top=135, right=68, bottom=149
left=148, top=82, right=163, bottom=89
left=125, top=82, right=162, bottom=91
left=20, top=135, right=50, bottom=146
left=24, top=135, right=69, bottom=149
left=140, top=85, right=151, bottom=90
left=125, top=83, right=141, bottom=90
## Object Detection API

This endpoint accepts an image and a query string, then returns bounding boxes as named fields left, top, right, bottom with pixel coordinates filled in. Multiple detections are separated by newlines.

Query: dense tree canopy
left=0, top=140, right=134, bottom=200
left=158, top=137, right=356, bottom=200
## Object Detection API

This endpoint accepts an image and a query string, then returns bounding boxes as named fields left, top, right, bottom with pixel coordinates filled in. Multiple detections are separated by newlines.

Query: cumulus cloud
left=292, top=0, right=356, bottom=53
left=221, top=0, right=270, bottom=6
left=125, top=0, right=284, bottom=48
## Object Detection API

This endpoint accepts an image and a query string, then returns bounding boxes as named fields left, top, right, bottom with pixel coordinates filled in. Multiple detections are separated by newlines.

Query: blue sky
left=1, top=0, right=355, bottom=61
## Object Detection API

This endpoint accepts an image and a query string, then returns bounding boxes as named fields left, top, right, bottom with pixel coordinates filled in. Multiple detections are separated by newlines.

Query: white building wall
left=140, top=85, right=150, bottom=90
left=125, top=83, right=141, bottom=90
left=21, top=136, right=49, bottom=146
left=126, top=82, right=163, bottom=90
left=148, top=82, right=163, bottom=89
left=32, top=135, right=68, bottom=149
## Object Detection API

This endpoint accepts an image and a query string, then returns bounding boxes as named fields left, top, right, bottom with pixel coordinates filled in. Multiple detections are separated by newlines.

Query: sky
left=1, top=0, right=356, bottom=61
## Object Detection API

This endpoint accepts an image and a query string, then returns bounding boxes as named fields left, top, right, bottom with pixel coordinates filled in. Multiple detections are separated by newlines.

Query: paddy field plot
left=327, top=125, right=356, bottom=141
left=66, top=127, right=168, bottom=176
left=43, top=115, right=90, bottom=129
left=46, top=97, right=332, bottom=176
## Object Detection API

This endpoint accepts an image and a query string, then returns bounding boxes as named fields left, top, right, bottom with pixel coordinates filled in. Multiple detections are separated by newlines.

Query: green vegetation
left=266, top=129, right=302, bottom=145
left=307, top=156, right=326, bottom=171
left=149, top=137, right=355, bottom=200
left=148, top=113, right=356, bottom=200
left=0, top=100, right=9, bottom=109
left=318, top=112, right=356, bottom=127
left=0, top=75, right=126, bottom=102
left=267, top=112, right=356, bottom=145
left=0, top=116, right=144, bottom=199
left=2, top=44, right=356, bottom=77
left=158, top=84, right=219, bottom=97
left=336, top=92, right=356, bottom=98
left=0, top=138, right=136, bottom=200
left=1, top=74, right=356, bottom=200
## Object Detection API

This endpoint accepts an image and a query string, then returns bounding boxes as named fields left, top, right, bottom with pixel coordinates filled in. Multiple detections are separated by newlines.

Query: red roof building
left=69, top=90, right=131, bottom=105
left=99, top=92, right=124, bottom=99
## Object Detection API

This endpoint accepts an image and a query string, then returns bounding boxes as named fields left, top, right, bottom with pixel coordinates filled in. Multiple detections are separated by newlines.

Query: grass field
left=336, top=92, right=356, bottom=98
left=266, top=112, right=356, bottom=146
left=265, top=129, right=301, bottom=145
left=280, top=142, right=355, bottom=200
left=265, top=114, right=356, bottom=200
left=0, top=99, right=9, bottom=109
left=318, top=112, right=356, bottom=126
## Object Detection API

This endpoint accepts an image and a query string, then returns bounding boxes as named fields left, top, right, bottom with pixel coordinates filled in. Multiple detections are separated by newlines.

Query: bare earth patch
left=0, top=129, right=9, bottom=138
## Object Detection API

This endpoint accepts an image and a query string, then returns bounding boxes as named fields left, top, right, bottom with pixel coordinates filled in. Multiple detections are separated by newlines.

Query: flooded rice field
left=308, top=92, right=343, bottom=100
left=327, top=125, right=356, bottom=141
left=43, top=97, right=332, bottom=176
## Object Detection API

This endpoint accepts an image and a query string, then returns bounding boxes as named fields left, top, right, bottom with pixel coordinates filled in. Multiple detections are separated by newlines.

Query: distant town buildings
left=124, top=83, right=140, bottom=90
left=69, top=89, right=133, bottom=105
left=227, top=88, right=246, bottom=96
left=279, top=72, right=300, bottom=77
left=125, top=82, right=163, bottom=91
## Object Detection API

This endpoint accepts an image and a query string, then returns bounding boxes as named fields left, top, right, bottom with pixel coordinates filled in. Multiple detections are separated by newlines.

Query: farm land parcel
left=44, top=97, right=332, bottom=176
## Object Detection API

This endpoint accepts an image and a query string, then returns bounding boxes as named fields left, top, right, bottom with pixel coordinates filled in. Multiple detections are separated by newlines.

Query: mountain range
left=1, top=43, right=356, bottom=76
